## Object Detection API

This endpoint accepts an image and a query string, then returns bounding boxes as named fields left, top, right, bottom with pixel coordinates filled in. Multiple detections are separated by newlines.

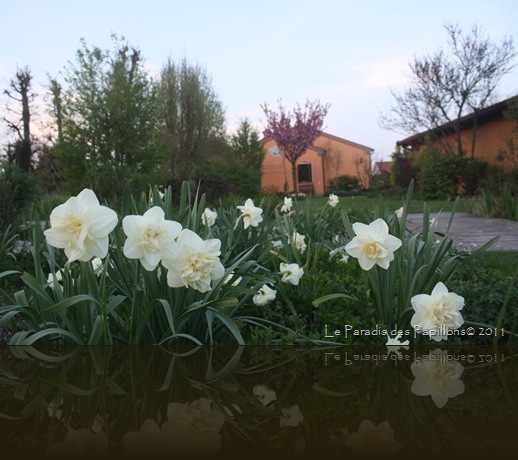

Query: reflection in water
left=123, top=397, right=225, bottom=457
left=344, top=420, right=402, bottom=456
left=410, top=349, right=465, bottom=408
left=0, top=346, right=517, bottom=459
left=46, top=428, right=109, bottom=457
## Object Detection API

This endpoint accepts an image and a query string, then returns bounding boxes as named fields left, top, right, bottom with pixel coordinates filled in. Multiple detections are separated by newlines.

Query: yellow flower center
left=183, top=253, right=212, bottom=282
left=363, top=242, right=382, bottom=258
left=141, top=226, right=161, bottom=252
left=432, top=300, right=454, bottom=323
left=62, top=214, right=86, bottom=246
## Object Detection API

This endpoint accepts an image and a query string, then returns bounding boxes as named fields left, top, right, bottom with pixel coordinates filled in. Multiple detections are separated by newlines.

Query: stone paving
left=406, top=212, right=518, bottom=251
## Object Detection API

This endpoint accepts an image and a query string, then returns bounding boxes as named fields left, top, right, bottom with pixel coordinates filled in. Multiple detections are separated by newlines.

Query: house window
left=297, top=163, right=312, bottom=183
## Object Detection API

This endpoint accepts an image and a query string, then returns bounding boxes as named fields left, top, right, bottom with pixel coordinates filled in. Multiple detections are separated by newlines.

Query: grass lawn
left=292, top=193, right=465, bottom=214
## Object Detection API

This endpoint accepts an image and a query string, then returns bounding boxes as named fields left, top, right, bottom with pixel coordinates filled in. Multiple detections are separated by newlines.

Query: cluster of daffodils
left=43, top=189, right=305, bottom=306
left=343, top=217, right=465, bottom=342
left=44, top=189, right=225, bottom=293
left=252, top=261, right=305, bottom=308
left=42, top=188, right=467, bottom=343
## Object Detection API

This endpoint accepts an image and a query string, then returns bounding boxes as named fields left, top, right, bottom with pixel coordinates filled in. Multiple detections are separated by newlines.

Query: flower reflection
left=253, top=384, right=277, bottom=405
left=123, top=397, right=225, bottom=456
left=411, top=350, right=465, bottom=408
left=345, top=420, right=401, bottom=456
left=280, top=405, right=304, bottom=427
left=46, top=428, right=109, bottom=457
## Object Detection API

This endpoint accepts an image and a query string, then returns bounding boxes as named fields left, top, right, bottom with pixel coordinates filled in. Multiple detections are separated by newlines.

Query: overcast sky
left=1, top=0, right=517, bottom=161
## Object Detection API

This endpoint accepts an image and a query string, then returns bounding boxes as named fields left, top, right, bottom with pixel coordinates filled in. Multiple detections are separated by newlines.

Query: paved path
left=406, top=212, right=518, bottom=251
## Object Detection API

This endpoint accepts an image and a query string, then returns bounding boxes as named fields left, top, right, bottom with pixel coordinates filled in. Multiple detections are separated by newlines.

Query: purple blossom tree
left=262, top=99, right=330, bottom=194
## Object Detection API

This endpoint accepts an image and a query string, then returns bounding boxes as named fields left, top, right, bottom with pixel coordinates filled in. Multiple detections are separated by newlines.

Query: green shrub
left=414, top=147, right=489, bottom=200
left=390, top=148, right=418, bottom=188
left=328, top=175, right=360, bottom=192
left=0, top=162, right=40, bottom=228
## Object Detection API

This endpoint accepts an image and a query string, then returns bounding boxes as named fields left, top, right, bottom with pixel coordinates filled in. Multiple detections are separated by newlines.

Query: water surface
left=1, top=345, right=517, bottom=459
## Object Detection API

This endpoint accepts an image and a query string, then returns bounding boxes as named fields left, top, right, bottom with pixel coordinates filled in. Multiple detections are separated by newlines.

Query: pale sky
left=1, top=0, right=517, bottom=161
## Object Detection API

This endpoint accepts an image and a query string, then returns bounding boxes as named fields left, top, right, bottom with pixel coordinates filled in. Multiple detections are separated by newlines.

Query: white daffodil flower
left=395, top=207, right=404, bottom=219
left=410, top=282, right=464, bottom=341
left=253, top=284, right=277, bottom=306
left=328, top=193, right=339, bottom=207
left=279, top=262, right=304, bottom=285
left=411, top=350, right=465, bottom=408
left=44, top=188, right=118, bottom=262
left=236, top=198, right=263, bottom=229
left=280, top=197, right=293, bottom=213
left=290, top=231, right=307, bottom=254
left=91, top=257, right=104, bottom=276
left=201, top=208, right=218, bottom=227
left=280, top=405, right=304, bottom=427
left=271, top=240, right=284, bottom=250
left=122, top=207, right=182, bottom=271
left=47, top=270, right=63, bottom=289
left=344, top=218, right=402, bottom=270
left=345, top=420, right=402, bottom=456
left=253, top=384, right=277, bottom=406
left=162, top=229, right=224, bottom=293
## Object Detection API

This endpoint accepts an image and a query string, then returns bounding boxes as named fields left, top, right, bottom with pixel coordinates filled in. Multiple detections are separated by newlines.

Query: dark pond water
left=1, top=345, right=517, bottom=459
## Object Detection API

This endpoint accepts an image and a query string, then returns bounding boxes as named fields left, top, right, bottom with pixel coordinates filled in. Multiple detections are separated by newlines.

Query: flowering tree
left=261, top=100, right=330, bottom=194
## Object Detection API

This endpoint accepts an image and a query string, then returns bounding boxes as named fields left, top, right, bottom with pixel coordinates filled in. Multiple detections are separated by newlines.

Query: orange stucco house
left=261, top=132, right=373, bottom=195
left=396, top=96, right=518, bottom=170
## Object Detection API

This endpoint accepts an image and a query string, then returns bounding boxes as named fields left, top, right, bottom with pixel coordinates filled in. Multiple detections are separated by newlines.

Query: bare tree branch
left=380, top=23, right=517, bottom=158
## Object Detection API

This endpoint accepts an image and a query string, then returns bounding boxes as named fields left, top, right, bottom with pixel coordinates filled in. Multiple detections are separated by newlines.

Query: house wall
left=261, top=133, right=372, bottom=195
left=462, top=117, right=516, bottom=169
left=413, top=118, right=517, bottom=170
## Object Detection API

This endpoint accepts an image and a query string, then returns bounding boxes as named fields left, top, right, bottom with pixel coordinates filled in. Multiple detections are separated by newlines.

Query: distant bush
left=390, top=149, right=418, bottom=188
left=328, top=174, right=360, bottom=192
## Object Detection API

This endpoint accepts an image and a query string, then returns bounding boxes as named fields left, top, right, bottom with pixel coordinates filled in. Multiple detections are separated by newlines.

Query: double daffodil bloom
left=345, top=218, right=402, bottom=270
left=410, top=282, right=464, bottom=341
left=44, top=188, right=117, bottom=262
left=123, top=207, right=182, bottom=271
left=162, top=229, right=224, bottom=293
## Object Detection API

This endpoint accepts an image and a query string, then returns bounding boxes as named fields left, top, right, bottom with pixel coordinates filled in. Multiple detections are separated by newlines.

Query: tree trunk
left=291, top=161, right=298, bottom=194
